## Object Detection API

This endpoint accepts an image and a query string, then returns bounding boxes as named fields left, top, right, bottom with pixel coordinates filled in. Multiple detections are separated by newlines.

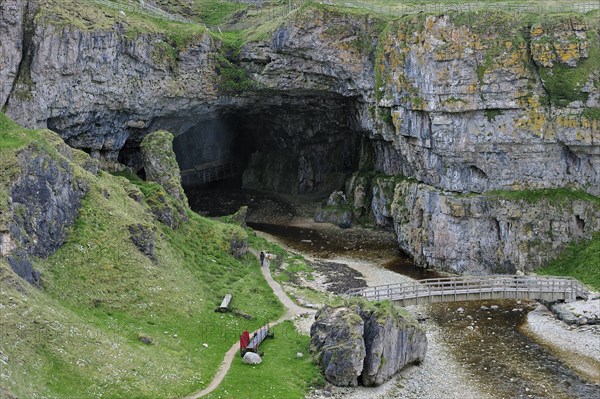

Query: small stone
left=203, top=343, right=209, bottom=348
left=490, top=305, right=499, bottom=310
left=480, top=306, right=490, bottom=311
left=456, top=307, right=465, bottom=313
left=296, top=352, right=304, bottom=358
left=466, top=326, right=474, bottom=331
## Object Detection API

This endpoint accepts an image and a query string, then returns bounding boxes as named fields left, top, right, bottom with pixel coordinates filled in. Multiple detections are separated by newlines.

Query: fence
left=345, top=275, right=590, bottom=306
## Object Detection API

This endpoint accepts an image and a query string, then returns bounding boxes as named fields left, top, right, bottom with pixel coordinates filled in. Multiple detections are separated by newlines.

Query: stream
left=188, top=187, right=600, bottom=398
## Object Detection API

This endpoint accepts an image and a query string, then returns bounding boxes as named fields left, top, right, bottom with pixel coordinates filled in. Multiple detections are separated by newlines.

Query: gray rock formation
left=362, top=176, right=600, bottom=274
left=128, top=223, right=156, bottom=260
left=229, top=230, right=249, bottom=258
left=362, top=307, right=427, bottom=386
left=3, top=137, right=90, bottom=284
left=1, top=3, right=598, bottom=275
left=315, top=191, right=353, bottom=228
left=310, top=303, right=427, bottom=387
left=242, top=352, right=262, bottom=365
left=310, top=306, right=366, bottom=387
left=140, top=130, right=189, bottom=228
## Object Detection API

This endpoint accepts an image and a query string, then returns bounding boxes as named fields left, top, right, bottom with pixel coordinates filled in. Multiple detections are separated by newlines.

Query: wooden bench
left=216, top=294, right=233, bottom=313
left=240, top=325, right=274, bottom=356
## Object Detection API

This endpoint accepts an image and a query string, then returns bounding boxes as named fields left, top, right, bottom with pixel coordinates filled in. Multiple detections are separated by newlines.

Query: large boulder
left=310, top=302, right=427, bottom=387
left=361, top=306, right=428, bottom=386
left=315, top=191, right=353, bottom=228
left=242, top=352, right=262, bottom=365
left=309, top=305, right=366, bottom=387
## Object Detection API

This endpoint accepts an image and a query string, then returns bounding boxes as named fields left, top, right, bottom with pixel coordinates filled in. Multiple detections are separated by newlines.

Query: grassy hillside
left=0, top=114, right=311, bottom=398
left=539, top=233, right=600, bottom=291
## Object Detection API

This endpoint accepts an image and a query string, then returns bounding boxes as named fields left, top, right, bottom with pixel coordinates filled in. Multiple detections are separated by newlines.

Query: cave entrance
left=171, top=94, right=365, bottom=217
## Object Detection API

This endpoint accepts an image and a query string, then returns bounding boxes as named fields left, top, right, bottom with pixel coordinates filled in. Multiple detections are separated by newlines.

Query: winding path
left=182, top=250, right=315, bottom=399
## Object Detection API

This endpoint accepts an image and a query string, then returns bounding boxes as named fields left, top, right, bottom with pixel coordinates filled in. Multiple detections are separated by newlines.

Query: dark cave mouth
left=165, top=95, right=368, bottom=215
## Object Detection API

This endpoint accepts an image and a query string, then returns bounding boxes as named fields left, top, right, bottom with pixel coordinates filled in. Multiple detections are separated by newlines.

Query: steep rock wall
left=1, top=3, right=599, bottom=274
left=363, top=175, right=600, bottom=274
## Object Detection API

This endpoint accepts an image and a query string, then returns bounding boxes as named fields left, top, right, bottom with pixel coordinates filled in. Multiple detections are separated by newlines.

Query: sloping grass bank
left=538, top=233, right=600, bottom=291
left=0, top=115, right=294, bottom=398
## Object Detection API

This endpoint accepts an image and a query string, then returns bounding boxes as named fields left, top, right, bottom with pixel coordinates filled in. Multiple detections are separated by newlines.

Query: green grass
left=0, top=122, right=289, bottom=398
left=0, top=113, right=29, bottom=149
left=192, top=0, right=248, bottom=25
left=539, top=31, right=600, bottom=107
left=204, top=321, right=324, bottom=399
left=538, top=233, right=600, bottom=290
left=582, top=107, right=600, bottom=121
left=486, top=188, right=600, bottom=206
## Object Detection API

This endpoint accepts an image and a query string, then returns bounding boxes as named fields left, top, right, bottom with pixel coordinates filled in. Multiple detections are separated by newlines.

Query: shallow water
left=429, top=300, right=600, bottom=398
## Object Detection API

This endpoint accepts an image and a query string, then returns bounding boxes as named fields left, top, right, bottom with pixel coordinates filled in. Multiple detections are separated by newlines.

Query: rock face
left=359, top=175, right=600, bottom=274
left=140, top=130, right=189, bottom=228
left=128, top=223, right=156, bottom=260
left=3, top=133, right=91, bottom=284
left=310, top=303, right=427, bottom=387
left=1, top=3, right=598, bottom=275
left=310, top=306, right=367, bottom=387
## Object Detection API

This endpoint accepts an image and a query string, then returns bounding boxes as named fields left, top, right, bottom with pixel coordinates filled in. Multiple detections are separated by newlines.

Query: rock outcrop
left=355, top=175, right=600, bottom=274
left=2, top=131, right=92, bottom=285
left=315, top=191, right=353, bottom=228
left=310, top=302, right=427, bottom=387
left=140, top=130, right=189, bottom=228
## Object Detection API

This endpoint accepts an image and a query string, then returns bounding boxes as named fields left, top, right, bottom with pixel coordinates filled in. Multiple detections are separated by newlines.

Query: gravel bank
left=523, top=300, right=600, bottom=384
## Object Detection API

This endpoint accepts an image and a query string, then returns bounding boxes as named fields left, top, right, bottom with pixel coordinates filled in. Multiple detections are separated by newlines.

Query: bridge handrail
left=346, top=275, right=589, bottom=302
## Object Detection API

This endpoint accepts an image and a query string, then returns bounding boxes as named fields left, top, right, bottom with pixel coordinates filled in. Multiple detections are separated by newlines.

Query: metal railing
left=346, top=275, right=590, bottom=305
left=180, top=161, right=239, bottom=185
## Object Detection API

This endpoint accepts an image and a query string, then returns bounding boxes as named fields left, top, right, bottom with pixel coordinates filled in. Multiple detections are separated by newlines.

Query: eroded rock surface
left=310, top=303, right=427, bottom=387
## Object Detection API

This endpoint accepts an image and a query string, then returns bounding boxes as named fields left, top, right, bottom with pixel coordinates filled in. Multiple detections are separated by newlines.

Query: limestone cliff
left=1, top=2, right=598, bottom=275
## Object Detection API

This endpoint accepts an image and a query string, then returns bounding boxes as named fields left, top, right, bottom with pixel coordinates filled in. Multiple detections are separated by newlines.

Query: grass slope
left=0, top=114, right=297, bottom=398
left=538, top=233, right=600, bottom=290
left=205, top=321, right=324, bottom=399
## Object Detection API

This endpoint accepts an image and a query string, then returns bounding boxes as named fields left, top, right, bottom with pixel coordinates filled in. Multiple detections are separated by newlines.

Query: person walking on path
left=259, top=251, right=265, bottom=266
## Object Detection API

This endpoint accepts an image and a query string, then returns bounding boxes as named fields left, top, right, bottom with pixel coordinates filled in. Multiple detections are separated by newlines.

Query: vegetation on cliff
left=539, top=233, right=600, bottom=290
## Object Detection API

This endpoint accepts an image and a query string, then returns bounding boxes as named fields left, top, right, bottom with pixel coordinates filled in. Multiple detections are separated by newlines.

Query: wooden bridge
left=180, top=161, right=239, bottom=186
left=345, top=275, right=589, bottom=306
